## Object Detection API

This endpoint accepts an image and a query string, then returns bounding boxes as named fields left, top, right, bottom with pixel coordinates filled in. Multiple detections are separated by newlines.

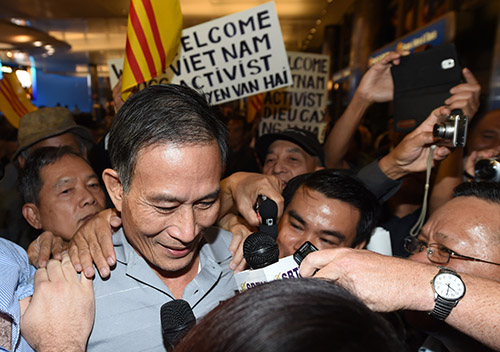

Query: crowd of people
left=1, top=48, right=500, bottom=352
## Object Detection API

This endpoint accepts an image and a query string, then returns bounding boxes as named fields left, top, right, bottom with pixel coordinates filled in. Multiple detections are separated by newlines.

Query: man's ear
left=353, top=240, right=367, bottom=249
left=102, top=168, right=125, bottom=212
left=22, top=204, right=42, bottom=230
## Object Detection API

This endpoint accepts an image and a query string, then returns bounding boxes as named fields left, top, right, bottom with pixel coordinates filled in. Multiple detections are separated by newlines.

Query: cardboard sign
left=258, top=51, right=329, bottom=142
left=108, top=2, right=292, bottom=105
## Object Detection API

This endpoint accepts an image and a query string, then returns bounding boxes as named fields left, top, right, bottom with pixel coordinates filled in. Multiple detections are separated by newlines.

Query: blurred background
left=0, top=0, right=498, bottom=124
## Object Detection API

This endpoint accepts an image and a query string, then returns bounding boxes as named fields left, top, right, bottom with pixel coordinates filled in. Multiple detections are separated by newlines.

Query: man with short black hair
left=19, top=147, right=106, bottom=248
left=87, top=84, right=236, bottom=351
left=278, top=169, right=380, bottom=256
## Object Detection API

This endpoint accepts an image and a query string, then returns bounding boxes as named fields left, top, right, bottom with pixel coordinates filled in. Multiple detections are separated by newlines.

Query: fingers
left=69, top=233, right=95, bottom=278
left=51, top=236, right=65, bottom=261
left=45, top=255, right=66, bottom=282
left=27, top=231, right=61, bottom=268
left=299, top=248, right=345, bottom=278
left=33, top=266, right=49, bottom=289
left=59, top=251, right=79, bottom=282
left=462, top=67, right=480, bottom=85
left=417, top=106, right=449, bottom=133
left=228, top=223, right=252, bottom=271
left=447, top=68, right=481, bottom=117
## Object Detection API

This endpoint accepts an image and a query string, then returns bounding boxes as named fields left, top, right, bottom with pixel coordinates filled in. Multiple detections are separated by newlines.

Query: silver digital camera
left=475, top=158, right=500, bottom=182
left=432, top=110, right=468, bottom=147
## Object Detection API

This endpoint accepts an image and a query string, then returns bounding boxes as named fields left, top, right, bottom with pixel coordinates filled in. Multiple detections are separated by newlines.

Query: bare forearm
left=324, top=92, right=371, bottom=169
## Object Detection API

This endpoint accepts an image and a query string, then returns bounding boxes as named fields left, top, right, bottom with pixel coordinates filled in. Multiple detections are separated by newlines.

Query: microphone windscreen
left=243, top=232, right=279, bottom=269
left=161, top=299, right=195, bottom=349
left=258, top=197, right=278, bottom=220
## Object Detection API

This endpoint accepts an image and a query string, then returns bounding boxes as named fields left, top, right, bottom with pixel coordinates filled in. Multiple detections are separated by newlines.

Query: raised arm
left=324, top=51, right=406, bottom=169
left=429, top=68, right=481, bottom=212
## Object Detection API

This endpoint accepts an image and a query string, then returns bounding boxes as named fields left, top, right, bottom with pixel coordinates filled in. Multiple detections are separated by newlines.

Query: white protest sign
left=110, top=2, right=292, bottom=105
left=107, top=58, right=124, bottom=89
left=259, top=51, right=329, bottom=142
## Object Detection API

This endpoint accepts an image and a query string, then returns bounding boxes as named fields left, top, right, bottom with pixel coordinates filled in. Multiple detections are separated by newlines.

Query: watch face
left=434, top=272, right=465, bottom=300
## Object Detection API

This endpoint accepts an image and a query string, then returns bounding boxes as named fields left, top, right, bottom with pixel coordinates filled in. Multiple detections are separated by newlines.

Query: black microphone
left=257, top=197, right=278, bottom=240
left=243, top=232, right=279, bottom=269
left=160, top=299, right=196, bottom=351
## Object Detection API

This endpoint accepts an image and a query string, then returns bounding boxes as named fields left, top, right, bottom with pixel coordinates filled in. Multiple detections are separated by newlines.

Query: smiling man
left=87, top=84, right=236, bottom=351
left=255, top=128, right=324, bottom=188
left=277, top=170, right=379, bottom=257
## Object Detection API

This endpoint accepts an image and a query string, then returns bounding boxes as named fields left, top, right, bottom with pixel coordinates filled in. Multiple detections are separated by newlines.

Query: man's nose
left=272, top=159, right=286, bottom=175
left=167, top=206, right=197, bottom=243
left=80, top=187, right=98, bottom=207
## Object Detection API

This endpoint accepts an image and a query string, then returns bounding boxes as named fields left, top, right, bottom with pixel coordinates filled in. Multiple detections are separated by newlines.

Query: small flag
left=0, top=73, right=37, bottom=128
left=247, top=93, right=264, bottom=123
left=121, top=0, right=183, bottom=100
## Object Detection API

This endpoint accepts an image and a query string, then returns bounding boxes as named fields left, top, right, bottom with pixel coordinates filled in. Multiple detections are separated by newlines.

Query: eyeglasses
left=404, top=236, right=500, bottom=267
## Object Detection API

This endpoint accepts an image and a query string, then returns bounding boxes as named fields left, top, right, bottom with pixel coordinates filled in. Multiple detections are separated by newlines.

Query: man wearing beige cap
left=1, top=107, right=95, bottom=247
left=13, top=107, right=94, bottom=168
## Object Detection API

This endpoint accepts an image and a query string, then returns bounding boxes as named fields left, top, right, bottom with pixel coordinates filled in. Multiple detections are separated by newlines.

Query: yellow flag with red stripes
left=0, top=73, right=37, bottom=128
left=247, top=93, right=264, bottom=123
left=121, top=0, right=183, bottom=100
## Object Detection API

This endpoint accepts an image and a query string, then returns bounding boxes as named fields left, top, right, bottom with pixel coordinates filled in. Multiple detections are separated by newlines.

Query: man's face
left=467, top=110, right=500, bottom=153
left=36, top=155, right=106, bottom=241
left=276, top=185, right=362, bottom=257
left=262, top=140, right=321, bottom=187
left=117, top=142, right=222, bottom=274
left=410, top=197, right=500, bottom=280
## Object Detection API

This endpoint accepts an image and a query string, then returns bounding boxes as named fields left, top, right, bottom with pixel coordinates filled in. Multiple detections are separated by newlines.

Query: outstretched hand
left=379, top=106, right=453, bottom=180
left=21, top=252, right=95, bottom=352
left=445, top=68, right=481, bottom=118
left=356, top=51, right=409, bottom=104
left=69, top=208, right=121, bottom=279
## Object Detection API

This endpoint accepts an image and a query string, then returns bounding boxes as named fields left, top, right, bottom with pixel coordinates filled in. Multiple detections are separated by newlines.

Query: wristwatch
left=429, top=266, right=466, bottom=320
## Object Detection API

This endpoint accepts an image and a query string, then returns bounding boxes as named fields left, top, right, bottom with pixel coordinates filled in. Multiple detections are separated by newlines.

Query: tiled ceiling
left=0, top=0, right=354, bottom=75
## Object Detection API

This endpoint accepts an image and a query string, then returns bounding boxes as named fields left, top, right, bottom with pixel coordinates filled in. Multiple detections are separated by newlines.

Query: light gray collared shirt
left=87, top=227, right=237, bottom=351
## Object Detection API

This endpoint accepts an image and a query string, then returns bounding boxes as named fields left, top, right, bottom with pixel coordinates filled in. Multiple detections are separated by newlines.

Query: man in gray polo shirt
left=87, top=84, right=236, bottom=351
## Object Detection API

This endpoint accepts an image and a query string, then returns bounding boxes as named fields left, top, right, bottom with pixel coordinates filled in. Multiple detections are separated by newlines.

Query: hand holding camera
left=432, top=109, right=468, bottom=148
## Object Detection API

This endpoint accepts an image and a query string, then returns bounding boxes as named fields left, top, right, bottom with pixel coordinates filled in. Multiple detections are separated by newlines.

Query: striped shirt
left=0, top=239, right=35, bottom=352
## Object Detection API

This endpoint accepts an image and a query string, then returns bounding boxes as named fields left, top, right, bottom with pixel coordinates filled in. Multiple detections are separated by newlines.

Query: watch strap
left=429, top=296, right=457, bottom=320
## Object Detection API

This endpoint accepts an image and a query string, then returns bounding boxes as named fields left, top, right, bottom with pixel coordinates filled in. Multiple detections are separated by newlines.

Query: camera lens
left=475, top=159, right=500, bottom=182
left=433, top=123, right=455, bottom=139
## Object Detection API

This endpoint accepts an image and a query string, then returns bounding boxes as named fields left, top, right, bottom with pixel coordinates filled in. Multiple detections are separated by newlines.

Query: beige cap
left=13, top=107, right=94, bottom=160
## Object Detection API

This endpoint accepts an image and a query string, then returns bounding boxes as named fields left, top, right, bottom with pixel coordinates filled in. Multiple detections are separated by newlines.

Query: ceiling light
left=1, top=66, right=13, bottom=73
left=10, top=18, right=28, bottom=26
left=6, top=51, right=13, bottom=58
left=33, top=41, right=43, bottom=47
left=316, top=19, right=322, bottom=26
left=310, top=28, right=317, bottom=34
left=13, top=35, right=33, bottom=43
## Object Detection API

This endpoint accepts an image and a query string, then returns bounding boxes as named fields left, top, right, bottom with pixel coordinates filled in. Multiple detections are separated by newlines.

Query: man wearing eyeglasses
left=300, top=181, right=500, bottom=351
left=406, top=181, right=500, bottom=279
